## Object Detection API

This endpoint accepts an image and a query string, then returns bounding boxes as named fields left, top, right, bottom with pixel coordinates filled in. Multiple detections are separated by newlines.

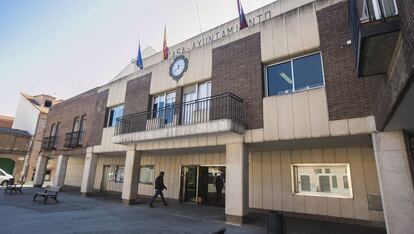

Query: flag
left=237, top=0, right=248, bottom=30
left=163, top=24, right=169, bottom=60
left=136, top=42, right=143, bottom=69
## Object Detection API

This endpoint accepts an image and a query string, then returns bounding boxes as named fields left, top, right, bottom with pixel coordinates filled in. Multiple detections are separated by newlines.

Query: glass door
left=100, top=165, right=111, bottom=192
left=165, top=92, right=176, bottom=126
left=181, top=166, right=199, bottom=203
left=182, top=85, right=197, bottom=124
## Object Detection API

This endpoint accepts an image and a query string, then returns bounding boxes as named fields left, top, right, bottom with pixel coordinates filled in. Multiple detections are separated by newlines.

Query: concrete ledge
left=80, top=192, right=93, bottom=198
left=226, top=215, right=248, bottom=225
left=112, top=119, right=245, bottom=144
left=122, top=199, right=137, bottom=205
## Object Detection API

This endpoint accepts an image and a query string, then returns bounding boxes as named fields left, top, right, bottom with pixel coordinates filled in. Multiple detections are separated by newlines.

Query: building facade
left=11, top=93, right=60, bottom=182
left=36, top=0, right=413, bottom=232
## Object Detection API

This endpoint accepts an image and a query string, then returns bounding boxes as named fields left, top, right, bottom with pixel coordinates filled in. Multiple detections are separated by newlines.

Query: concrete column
left=121, top=145, right=141, bottom=205
left=372, top=130, right=414, bottom=234
left=225, top=142, right=249, bottom=224
left=33, top=155, right=48, bottom=187
left=53, top=155, right=68, bottom=187
left=80, top=149, right=98, bottom=196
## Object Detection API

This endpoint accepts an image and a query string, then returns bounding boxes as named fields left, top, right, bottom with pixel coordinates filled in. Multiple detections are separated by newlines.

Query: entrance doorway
left=100, top=165, right=111, bottom=192
left=180, top=165, right=225, bottom=207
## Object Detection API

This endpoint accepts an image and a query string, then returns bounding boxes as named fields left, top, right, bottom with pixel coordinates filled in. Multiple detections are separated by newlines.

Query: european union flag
left=136, top=43, right=143, bottom=69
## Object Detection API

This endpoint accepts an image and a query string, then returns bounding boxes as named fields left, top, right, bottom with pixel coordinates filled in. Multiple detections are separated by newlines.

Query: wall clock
left=169, top=55, right=188, bottom=82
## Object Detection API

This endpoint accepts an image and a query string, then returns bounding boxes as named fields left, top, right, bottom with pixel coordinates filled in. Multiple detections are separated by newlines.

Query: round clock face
left=169, top=55, right=188, bottom=81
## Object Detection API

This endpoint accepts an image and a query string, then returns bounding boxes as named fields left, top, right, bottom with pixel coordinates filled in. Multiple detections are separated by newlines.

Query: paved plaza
left=0, top=187, right=385, bottom=234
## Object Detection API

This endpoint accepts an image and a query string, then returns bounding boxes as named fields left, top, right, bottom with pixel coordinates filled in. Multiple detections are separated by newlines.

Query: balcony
left=113, top=93, right=244, bottom=144
left=349, top=0, right=400, bottom=77
left=42, top=136, right=58, bottom=150
left=64, top=131, right=84, bottom=148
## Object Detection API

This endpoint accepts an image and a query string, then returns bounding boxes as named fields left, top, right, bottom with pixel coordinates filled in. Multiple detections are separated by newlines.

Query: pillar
left=225, top=142, right=249, bottom=224
left=53, top=155, right=68, bottom=187
left=372, top=130, right=414, bottom=234
left=121, top=145, right=141, bottom=205
left=80, top=148, right=98, bottom=197
left=33, top=155, right=48, bottom=187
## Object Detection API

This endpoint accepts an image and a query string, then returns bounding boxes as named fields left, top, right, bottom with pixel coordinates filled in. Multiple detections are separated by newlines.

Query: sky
left=0, top=0, right=275, bottom=117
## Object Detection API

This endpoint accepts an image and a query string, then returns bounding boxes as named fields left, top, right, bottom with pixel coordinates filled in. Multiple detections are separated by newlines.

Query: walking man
left=149, top=171, right=168, bottom=208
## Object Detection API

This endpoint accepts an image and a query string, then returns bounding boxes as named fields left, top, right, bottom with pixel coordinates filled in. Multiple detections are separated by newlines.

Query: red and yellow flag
left=163, top=25, right=169, bottom=60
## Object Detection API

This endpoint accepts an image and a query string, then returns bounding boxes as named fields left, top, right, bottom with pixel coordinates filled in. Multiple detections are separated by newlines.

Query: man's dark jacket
left=155, top=176, right=167, bottom=191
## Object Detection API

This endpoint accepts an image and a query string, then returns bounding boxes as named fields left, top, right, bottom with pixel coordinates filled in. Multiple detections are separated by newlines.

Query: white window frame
left=291, top=163, right=353, bottom=199
left=264, top=52, right=326, bottom=97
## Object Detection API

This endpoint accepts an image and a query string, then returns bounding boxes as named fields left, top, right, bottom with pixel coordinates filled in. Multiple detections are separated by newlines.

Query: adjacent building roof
left=0, top=115, right=14, bottom=128
left=21, top=93, right=62, bottom=114
left=0, top=127, right=31, bottom=137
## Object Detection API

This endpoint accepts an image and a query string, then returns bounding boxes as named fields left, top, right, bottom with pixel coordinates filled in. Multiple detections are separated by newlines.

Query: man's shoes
left=149, top=204, right=155, bottom=208
left=164, top=203, right=169, bottom=207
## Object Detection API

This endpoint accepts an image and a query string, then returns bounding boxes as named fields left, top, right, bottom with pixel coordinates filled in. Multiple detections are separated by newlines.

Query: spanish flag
left=163, top=24, right=169, bottom=60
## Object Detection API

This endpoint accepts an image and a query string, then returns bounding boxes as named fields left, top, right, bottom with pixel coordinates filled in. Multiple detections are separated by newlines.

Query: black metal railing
left=116, top=93, right=243, bottom=135
left=349, top=0, right=399, bottom=56
left=64, top=131, right=84, bottom=148
left=42, top=136, right=58, bottom=150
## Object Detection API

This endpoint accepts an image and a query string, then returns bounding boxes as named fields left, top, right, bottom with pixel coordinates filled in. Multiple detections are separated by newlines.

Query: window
left=293, top=164, right=352, bottom=198
left=182, top=81, right=212, bottom=124
left=49, top=122, right=60, bottom=148
left=139, top=165, right=155, bottom=184
left=78, top=115, right=86, bottom=144
left=44, top=170, right=51, bottom=181
left=114, top=165, right=125, bottom=183
left=300, top=175, right=311, bottom=191
left=44, top=100, right=52, bottom=107
left=266, top=53, right=324, bottom=96
left=332, top=175, right=338, bottom=188
left=107, top=105, right=124, bottom=127
left=72, top=117, right=80, bottom=132
left=343, top=175, right=349, bottom=189
left=152, top=92, right=176, bottom=124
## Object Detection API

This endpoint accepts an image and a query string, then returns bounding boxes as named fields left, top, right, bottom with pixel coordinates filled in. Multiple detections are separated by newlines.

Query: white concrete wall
left=12, top=95, right=39, bottom=135
left=94, top=127, right=126, bottom=153
left=372, top=130, right=414, bottom=233
left=263, top=87, right=330, bottom=141
left=64, top=157, right=85, bottom=187
left=249, top=147, right=384, bottom=222
left=106, top=78, right=128, bottom=107
left=261, top=87, right=376, bottom=143
left=261, top=2, right=320, bottom=63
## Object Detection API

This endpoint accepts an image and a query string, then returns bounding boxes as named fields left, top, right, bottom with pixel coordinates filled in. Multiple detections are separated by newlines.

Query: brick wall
left=317, top=1, right=377, bottom=121
left=374, top=0, right=414, bottom=130
left=211, top=33, right=263, bottom=129
left=89, top=89, right=109, bottom=146
left=124, top=73, right=152, bottom=116
left=43, top=88, right=99, bottom=155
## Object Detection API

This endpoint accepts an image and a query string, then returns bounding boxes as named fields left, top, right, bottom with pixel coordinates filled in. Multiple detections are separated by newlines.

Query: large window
left=139, top=165, right=155, bottom=184
left=266, top=53, right=324, bottom=96
left=107, top=105, right=124, bottom=127
left=292, top=164, right=352, bottom=198
left=152, top=91, right=176, bottom=124
left=114, top=165, right=125, bottom=183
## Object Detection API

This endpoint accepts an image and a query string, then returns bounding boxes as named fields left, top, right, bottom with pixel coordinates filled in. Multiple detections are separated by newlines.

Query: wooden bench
left=4, top=179, right=25, bottom=194
left=33, top=186, right=61, bottom=204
